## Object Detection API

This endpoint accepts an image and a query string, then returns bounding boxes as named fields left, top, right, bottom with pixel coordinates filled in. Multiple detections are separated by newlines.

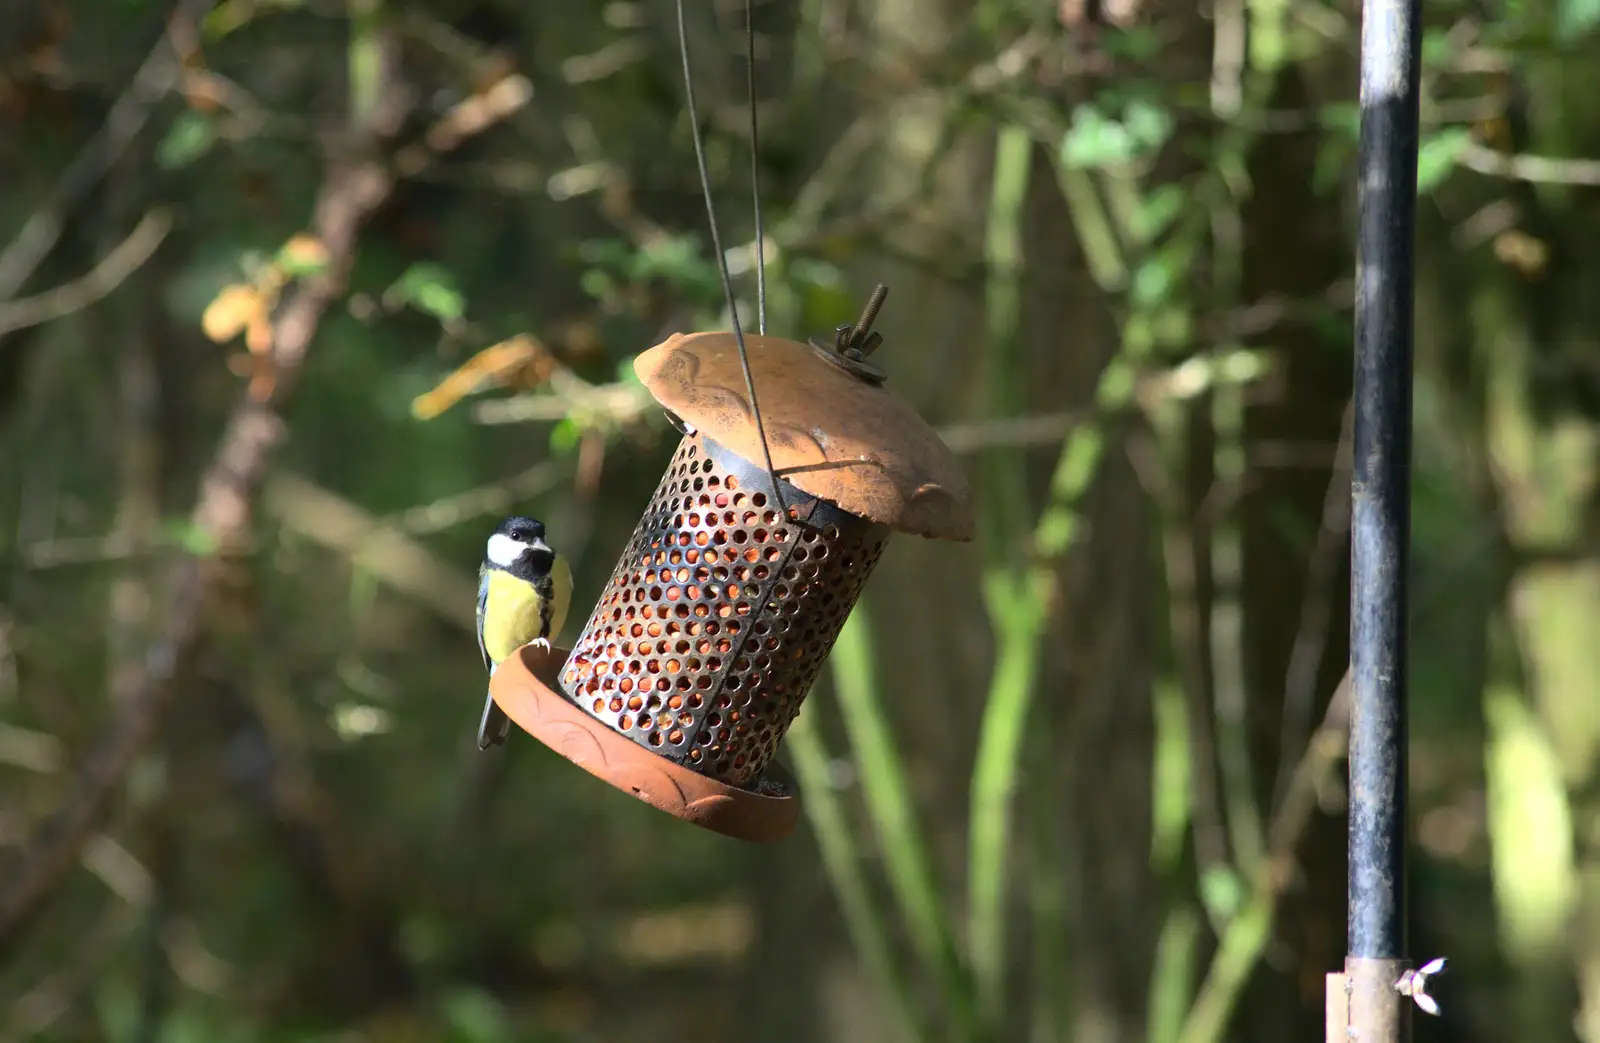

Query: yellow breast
left=481, top=555, right=574, bottom=664
left=482, top=570, right=547, bottom=664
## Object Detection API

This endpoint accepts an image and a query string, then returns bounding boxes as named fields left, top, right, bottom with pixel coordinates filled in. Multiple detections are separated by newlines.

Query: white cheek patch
left=486, top=532, right=525, bottom=568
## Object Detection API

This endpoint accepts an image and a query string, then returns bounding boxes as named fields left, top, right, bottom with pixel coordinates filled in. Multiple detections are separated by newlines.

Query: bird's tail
left=477, top=689, right=511, bottom=750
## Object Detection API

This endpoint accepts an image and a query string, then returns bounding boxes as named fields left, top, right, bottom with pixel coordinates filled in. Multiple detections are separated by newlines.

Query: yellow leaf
left=248, top=368, right=276, bottom=402
left=202, top=284, right=262, bottom=343
left=411, top=334, right=543, bottom=420
left=181, top=69, right=223, bottom=112
left=1493, top=230, right=1548, bottom=277
left=279, top=233, right=330, bottom=275
left=245, top=313, right=274, bottom=354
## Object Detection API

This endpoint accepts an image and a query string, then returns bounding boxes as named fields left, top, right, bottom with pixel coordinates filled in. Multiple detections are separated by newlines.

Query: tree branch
left=0, top=210, right=174, bottom=338
left=1458, top=140, right=1600, bottom=187
left=0, top=55, right=408, bottom=964
left=0, top=30, right=540, bottom=957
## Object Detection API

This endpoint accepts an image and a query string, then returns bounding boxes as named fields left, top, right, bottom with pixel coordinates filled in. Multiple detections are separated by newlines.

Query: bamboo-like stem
left=967, top=121, right=1170, bottom=1029
left=967, top=122, right=1039, bottom=1026
left=786, top=712, right=928, bottom=1043
left=1145, top=677, right=1200, bottom=1043
left=1207, top=0, right=1266, bottom=884
left=828, top=606, right=979, bottom=1041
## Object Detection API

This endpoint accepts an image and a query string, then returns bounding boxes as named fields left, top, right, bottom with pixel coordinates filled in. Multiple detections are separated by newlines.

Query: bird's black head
left=495, top=515, right=545, bottom=543
left=485, top=515, right=554, bottom=580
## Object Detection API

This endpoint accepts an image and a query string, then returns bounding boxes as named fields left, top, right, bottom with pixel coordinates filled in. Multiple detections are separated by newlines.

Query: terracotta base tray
left=489, top=644, right=801, bottom=843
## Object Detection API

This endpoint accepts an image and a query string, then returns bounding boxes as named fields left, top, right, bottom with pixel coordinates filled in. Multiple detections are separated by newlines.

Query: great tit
left=475, top=515, right=572, bottom=750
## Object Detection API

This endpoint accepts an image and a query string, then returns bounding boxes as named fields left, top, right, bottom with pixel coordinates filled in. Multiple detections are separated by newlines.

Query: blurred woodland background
left=0, top=0, right=1596, bottom=1041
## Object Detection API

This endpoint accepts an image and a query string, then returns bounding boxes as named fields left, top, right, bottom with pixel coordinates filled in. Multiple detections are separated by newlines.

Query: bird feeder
left=489, top=289, right=972, bottom=842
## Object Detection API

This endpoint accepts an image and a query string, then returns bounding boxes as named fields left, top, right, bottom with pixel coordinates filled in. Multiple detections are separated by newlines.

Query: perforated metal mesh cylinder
left=559, top=433, right=889, bottom=787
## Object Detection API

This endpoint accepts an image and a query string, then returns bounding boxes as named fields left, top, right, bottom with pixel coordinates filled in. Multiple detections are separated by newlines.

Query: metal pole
left=1339, top=1, right=1423, bottom=1041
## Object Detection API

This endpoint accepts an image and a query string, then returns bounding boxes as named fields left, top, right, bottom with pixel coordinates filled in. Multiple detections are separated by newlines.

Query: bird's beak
left=530, top=536, right=552, bottom=554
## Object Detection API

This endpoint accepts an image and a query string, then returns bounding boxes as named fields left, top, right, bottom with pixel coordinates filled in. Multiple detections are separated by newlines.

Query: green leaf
left=1313, top=135, right=1354, bottom=196
left=276, top=254, right=327, bottom=279
left=1416, top=127, right=1472, bottom=195
left=1121, top=98, right=1175, bottom=153
left=1123, top=311, right=1157, bottom=355
left=579, top=268, right=615, bottom=301
left=1150, top=305, right=1193, bottom=349
left=549, top=416, right=580, bottom=453
left=788, top=257, right=843, bottom=289
left=275, top=236, right=329, bottom=277
left=156, top=112, right=218, bottom=170
left=1199, top=865, right=1245, bottom=921
left=159, top=1007, right=222, bottom=1043
left=1133, top=185, right=1186, bottom=244
left=1317, top=102, right=1361, bottom=140
left=1421, top=27, right=1457, bottom=67
left=1130, top=255, right=1176, bottom=307
left=388, top=263, right=466, bottom=322
left=1102, top=26, right=1162, bottom=61
left=165, top=519, right=219, bottom=556
left=1559, top=0, right=1600, bottom=40
left=577, top=234, right=720, bottom=303
left=577, top=238, right=630, bottom=267
left=94, top=977, right=139, bottom=1043
left=438, top=987, right=513, bottom=1043
left=1060, top=100, right=1172, bottom=170
left=1061, top=106, right=1135, bottom=169
left=633, top=234, right=720, bottom=298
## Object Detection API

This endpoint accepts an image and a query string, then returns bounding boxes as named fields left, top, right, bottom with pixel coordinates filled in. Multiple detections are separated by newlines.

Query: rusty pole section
left=1336, top=0, right=1424, bottom=1041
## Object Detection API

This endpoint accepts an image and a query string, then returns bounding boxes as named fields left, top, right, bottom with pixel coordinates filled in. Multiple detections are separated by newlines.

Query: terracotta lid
left=633, top=332, right=973, bottom=541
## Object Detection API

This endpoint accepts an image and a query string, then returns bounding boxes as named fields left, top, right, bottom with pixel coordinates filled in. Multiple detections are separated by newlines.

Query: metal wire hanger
left=674, top=0, right=783, bottom=509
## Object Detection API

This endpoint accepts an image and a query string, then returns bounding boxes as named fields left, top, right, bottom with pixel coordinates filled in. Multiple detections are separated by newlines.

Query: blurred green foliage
left=0, top=1, right=1596, bottom=1042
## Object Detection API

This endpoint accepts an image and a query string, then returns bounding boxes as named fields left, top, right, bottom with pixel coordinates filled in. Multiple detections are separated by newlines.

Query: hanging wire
left=745, top=0, right=766, bottom=335
left=674, top=0, right=783, bottom=508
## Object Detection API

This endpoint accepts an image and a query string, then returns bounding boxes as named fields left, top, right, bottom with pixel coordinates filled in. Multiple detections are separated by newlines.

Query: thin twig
left=102, top=194, right=164, bottom=681
left=1270, top=401, right=1353, bottom=808
left=1175, top=460, right=1507, bottom=1043
left=470, top=383, right=652, bottom=425
left=1124, top=430, right=1233, bottom=906
left=264, top=474, right=478, bottom=625
left=1206, top=0, right=1265, bottom=876
left=1459, top=140, right=1600, bottom=186
left=472, top=349, right=1271, bottom=453
left=0, top=725, right=65, bottom=774
left=20, top=462, right=569, bottom=571
left=0, top=0, right=213, bottom=306
left=1175, top=672, right=1351, bottom=1043
left=0, top=210, right=174, bottom=338
left=20, top=533, right=150, bottom=570
left=387, top=462, right=566, bottom=535
left=4, top=902, right=142, bottom=1038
